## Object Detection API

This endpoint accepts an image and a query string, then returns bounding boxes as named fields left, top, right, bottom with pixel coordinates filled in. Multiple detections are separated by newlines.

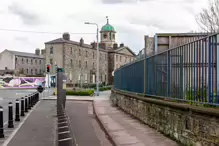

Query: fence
left=114, top=33, right=219, bottom=106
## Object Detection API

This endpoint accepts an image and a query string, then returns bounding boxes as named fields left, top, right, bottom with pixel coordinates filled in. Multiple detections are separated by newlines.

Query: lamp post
left=85, top=22, right=99, bottom=96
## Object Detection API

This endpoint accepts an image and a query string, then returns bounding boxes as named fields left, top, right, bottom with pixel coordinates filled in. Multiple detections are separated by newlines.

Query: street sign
left=37, top=85, right=44, bottom=93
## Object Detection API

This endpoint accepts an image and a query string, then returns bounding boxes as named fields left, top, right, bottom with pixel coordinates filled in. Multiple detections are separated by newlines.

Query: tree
left=196, top=0, right=219, bottom=32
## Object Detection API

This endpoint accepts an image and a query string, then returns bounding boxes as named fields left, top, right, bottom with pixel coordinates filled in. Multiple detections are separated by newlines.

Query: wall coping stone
left=112, top=89, right=219, bottom=117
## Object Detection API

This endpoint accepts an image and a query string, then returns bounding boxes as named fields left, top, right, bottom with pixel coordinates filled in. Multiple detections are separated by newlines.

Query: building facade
left=45, top=19, right=136, bottom=85
left=0, top=49, right=45, bottom=76
left=137, top=33, right=211, bottom=59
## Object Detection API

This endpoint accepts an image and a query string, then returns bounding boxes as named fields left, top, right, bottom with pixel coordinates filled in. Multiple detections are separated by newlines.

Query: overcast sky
left=0, top=0, right=208, bottom=54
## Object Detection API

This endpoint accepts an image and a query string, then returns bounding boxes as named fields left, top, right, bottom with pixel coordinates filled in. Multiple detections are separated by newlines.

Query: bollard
left=15, top=99, right=20, bottom=121
left=25, top=96, right=28, bottom=112
left=36, top=92, right=39, bottom=102
left=0, top=106, right=4, bottom=138
left=31, top=94, right=34, bottom=107
left=8, top=102, right=14, bottom=128
left=28, top=96, right=31, bottom=109
left=21, top=97, right=25, bottom=116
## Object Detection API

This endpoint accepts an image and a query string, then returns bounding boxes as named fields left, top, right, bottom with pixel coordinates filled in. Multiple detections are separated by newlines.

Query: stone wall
left=111, top=89, right=219, bottom=146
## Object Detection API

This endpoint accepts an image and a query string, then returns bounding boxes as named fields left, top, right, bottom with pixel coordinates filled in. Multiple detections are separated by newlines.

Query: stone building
left=137, top=33, right=211, bottom=59
left=0, top=49, right=45, bottom=76
left=45, top=19, right=136, bottom=85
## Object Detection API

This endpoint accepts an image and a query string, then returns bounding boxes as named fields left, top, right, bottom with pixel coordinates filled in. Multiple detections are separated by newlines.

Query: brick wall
left=111, top=89, right=219, bottom=146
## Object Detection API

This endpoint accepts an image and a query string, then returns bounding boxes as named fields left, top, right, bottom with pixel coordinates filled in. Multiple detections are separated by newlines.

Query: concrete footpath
left=93, top=92, right=179, bottom=146
left=6, top=100, right=56, bottom=146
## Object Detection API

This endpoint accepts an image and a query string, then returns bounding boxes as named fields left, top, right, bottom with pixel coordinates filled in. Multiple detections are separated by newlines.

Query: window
left=92, top=52, right=94, bottom=59
left=50, top=59, right=53, bottom=64
left=116, top=55, right=118, bottom=61
left=26, top=59, right=28, bottom=64
left=31, top=69, right=33, bottom=74
left=31, top=59, right=33, bottom=64
left=79, top=49, right=81, bottom=56
left=35, top=60, right=37, bottom=65
left=120, top=56, right=122, bottom=62
left=105, top=54, right=107, bottom=60
left=39, top=69, right=41, bottom=74
left=35, top=69, right=37, bottom=74
left=79, top=60, right=81, bottom=67
left=26, top=69, right=28, bottom=74
left=92, top=62, right=94, bottom=68
left=85, top=61, right=87, bottom=68
left=84, top=74, right=87, bottom=83
left=21, top=58, right=23, bottom=63
left=71, top=47, right=73, bottom=54
left=86, top=51, right=88, bottom=57
left=50, top=47, right=53, bottom=54
left=71, top=59, right=73, bottom=67
left=39, top=60, right=41, bottom=64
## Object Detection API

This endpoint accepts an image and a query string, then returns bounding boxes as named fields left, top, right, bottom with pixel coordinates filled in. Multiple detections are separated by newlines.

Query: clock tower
left=100, top=16, right=116, bottom=48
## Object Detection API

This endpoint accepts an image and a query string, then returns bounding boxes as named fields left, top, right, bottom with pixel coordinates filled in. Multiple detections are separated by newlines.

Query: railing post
left=28, top=95, right=31, bottom=109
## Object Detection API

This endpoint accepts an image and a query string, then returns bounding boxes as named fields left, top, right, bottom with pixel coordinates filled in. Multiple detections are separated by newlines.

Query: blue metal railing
left=114, top=33, right=219, bottom=106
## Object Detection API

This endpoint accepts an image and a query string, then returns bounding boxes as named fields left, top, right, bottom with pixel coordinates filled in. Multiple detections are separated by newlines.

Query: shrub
left=66, top=90, right=94, bottom=96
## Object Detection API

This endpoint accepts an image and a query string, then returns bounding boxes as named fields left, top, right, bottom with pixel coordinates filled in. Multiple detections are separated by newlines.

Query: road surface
left=0, top=88, right=54, bottom=126
left=66, top=101, right=112, bottom=146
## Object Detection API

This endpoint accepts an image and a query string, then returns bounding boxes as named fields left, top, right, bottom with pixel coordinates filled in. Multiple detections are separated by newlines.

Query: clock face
left=103, top=34, right=107, bottom=39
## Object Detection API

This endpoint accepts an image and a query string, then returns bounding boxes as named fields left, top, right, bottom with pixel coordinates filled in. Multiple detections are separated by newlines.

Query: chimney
left=113, top=43, right=118, bottom=49
left=120, top=43, right=124, bottom=47
left=80, top=38, right=84, bottom=46
left=99, top=43, right=106, bottom=49
left=41, top=49, right=46, bottom=55
left=62, top=32, right=70, bottom=41
left=91, top=42, right=97, bottom=49
left=35, top=48, right=40, bottom=55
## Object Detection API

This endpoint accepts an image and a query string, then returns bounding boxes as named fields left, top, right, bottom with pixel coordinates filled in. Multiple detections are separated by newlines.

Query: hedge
left=66, top=90, right=94, bottom=96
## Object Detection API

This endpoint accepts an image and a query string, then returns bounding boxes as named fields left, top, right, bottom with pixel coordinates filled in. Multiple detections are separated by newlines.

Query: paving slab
left=94, top=99, right=179, bottom=146
left=6, top=100, right=56, bottom=146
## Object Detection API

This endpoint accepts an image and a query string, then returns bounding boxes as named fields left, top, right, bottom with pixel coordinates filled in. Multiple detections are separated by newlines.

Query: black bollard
left=28, top=96, right=31, bottom=109
left=0, top=106, right=4, bottom=138
left=25, top=96, right=28, bottom=112
left=15, top=99, right=20, bottom=121
left=8, top=102, right=14, bottom=128
left=21, top=97, right=25, bottom=116
left=31, top=94, right=34, bottom=107
left=36, top=92, right=39, bottom=102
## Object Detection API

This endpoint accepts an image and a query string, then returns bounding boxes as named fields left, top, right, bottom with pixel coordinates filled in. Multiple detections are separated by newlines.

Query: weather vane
left=106, top=16, right=109, bottom=24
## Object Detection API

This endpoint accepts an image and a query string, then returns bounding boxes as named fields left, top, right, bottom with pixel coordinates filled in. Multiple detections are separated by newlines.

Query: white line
left=58, top=131, right=70, bottom=134
left=2, top=101, right=41, bottom=146
left=58, top=126, right=68, bottom=129
left=58, top=121, right=67, bottom=125
left=58, top=137, right=72, bottom=142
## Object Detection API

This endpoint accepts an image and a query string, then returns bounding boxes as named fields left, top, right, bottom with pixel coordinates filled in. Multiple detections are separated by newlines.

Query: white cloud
left=0, top=0, right=208, bottom=54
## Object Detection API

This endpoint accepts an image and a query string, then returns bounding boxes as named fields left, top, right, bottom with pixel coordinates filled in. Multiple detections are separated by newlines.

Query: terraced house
left=0, top=49, right=45, bottom=76
left=45, top=19, right=136, bottom=85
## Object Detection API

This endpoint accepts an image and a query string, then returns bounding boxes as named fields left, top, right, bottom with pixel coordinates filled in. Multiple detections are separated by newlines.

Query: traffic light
left=47, top=65, right=50, bottom=73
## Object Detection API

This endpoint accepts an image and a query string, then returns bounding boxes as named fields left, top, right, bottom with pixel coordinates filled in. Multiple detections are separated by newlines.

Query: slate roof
left=7, top=50, right=44, bottom=59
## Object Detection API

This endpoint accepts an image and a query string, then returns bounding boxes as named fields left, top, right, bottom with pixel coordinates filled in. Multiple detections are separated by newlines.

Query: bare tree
left=196, top=0, right=219, bottom=32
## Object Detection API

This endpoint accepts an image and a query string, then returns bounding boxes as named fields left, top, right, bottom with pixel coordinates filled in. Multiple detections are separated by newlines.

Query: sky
left=0, top=0, right=208, bottom=54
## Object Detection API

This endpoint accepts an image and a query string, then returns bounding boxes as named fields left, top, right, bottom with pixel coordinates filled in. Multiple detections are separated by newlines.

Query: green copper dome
left=101, top=24, right=115, bottom=32
left=100, top=17, right=116, bottom=32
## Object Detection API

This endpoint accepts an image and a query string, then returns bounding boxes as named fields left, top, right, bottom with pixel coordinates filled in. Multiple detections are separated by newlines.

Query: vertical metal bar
left=208, top=36, right=212, bottom=103
left=201, top=39, right=204, bottom=102
left=167, top=51, right=171, bottom=97
left=216, top=34, right=219, bottom=104
left=180, top=46, right=183, bottom=99
left=193, top=41, right=196, bottom=103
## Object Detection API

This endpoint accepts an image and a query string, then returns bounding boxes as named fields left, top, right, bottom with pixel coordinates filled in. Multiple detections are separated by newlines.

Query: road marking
left=2, top=101, right=41, bottom=146
left=58, top=137, right=72, bottom=142
left=58, top=131, right=70, bottom=134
